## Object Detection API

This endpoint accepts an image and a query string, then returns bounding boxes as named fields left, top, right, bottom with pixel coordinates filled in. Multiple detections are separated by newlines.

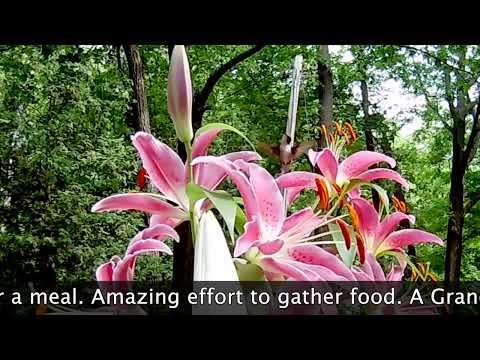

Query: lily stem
left=185, top=141, right=197, bottom=246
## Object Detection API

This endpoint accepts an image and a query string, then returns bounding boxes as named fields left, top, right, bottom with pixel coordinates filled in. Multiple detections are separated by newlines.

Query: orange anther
left=336, top=218, right=352, bottom=250
left=315, top=177, right=330, bottom=211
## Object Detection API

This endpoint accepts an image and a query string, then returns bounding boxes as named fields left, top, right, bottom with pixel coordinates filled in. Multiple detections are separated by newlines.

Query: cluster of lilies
left=92, top=46, right=443, bottom=285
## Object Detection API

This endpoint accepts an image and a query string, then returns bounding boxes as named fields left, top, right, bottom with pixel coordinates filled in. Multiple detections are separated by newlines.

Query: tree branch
left=194, top=45, right=266, bottom=111
left=465, top=191, right=480, bottom=214
left=464, top=91, right=480, bottom=168
left=443, top=67, right=458, bottom=121
left=422, top=84, right=453, bottom=133
left=399, top=45, right=480, bottom=86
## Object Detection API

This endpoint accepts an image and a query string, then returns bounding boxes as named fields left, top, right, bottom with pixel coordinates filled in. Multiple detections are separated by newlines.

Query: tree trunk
left=360, top=79, right=380, bottom=210
left=444, top=49, right=469, bottom=293
left=172, top=143, right=194, bottom=314
left=317, top=45, right=333, bottom=147
left=123, top=45, right=151, bottom=133
left=444, top=122, right=465, bottom=291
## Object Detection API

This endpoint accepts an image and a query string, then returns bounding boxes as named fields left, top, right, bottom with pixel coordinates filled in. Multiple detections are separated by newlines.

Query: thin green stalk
left=184, top=141, right=197, bottom=245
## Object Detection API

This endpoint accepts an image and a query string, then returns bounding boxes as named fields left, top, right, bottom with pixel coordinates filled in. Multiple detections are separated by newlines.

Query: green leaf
left=233, top=196, right=244, bottom=205
left=234, top=204, right=247, bottom=236
left=187, top=183, right=241, bottom=244
left=186, top=183, right=207, bottom=204
left=202, top=188, right=238, bottom=244
left=235, top=261, right=265, bottom=281
left=329, top=222, right=356, bottom=268
left=195, top=122, right=256, bottom=151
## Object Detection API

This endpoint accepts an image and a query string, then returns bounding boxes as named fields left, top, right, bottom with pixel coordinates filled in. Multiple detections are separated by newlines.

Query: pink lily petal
left=127, top=239, right=173, bottom=256
left=264, top=271, right=285, bottom=281
left=284, top=187, right=308, bottom=206
left=308, top=149, right=338, bottom=184
left=91, top=193, right=186, bottom=219
left=338, top=151, right=396, bottom=180
left=286, top=217, right=328, bottom=243
left=112, top=255, right=135, bottom=282
left=195, top=152, right=261, bottom=191
left=281, top=210, right=333, bottom=244
left=386, top=263, right=405, bottom=281
left=192, top=128, right=223, bottom=158
left=234, top=219, right=261, bottom=257
left=290, top=260, right=352, bottom=281
left=149, top=215, right=184, bottom=229
left=258, top=257, right=311, bottom=281
left=356, top=259, right=373, bottom=279
left=168, top=45, right=193, bottom=143
left=355, top=169, right=409, bottom=190
left=276, top=171, right=319, bottom=190
left=364, top=252, right=386, bottom=281
left=348, top=188, right=362, bottom=199
left=307, top=149, right=319, bottom=167
left=224, top=151, right=262, bottom=163
left=350, top=197, right=379, bottom=242
left=276, top=172, right=324, bottom=206
left=248, top=163, right=285, bottom=239
left=287, top=244, right=356, bottom=281
left=132, top=224, right=180, bottom=243
left=192, top=128, right=227, bottom=190
left=281, top=208, right=316, bottom=234
left=232, top=159, right=252, bottom=176
left=381, top=229, right=444, bottom=253
left=132, top=132, right=188, bottom=208
left=351, top=268, right=372, bottom=281
left=194, top=163, right=229, bottom=191
left=96, top=261, right=114, bottom=281
left=192, top=156, right=258, bottom=220
left=256, top=239, right=285, bottom=255
left=282, top=261, right=324, bottom=281
left=387, top=252, right=407, bottom=281
left=375, top=212, right=415, bottom=247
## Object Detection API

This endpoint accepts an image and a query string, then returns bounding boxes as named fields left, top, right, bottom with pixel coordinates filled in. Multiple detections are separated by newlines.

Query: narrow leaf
left=202, top=188, right=237, bottom=243
left=195, top=123, right=256, bottom=151
left=329, top=222, right=357, bottom=268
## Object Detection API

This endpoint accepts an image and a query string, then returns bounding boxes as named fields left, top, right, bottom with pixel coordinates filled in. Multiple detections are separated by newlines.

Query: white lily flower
left=194, top=209, right=239, bottom=281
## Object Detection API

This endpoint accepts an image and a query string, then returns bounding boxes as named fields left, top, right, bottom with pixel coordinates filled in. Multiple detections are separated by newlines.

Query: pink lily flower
left=349, top=197, right=443, bottom=262
left=96, top=225, right=178, bottom=281
left=190, top=156, right=334, bottom=258
left=308, top=148, right=409, bottom=190
left=91, top=130, right=260, bottom=226
left=276, top=148, right=409, bottom=207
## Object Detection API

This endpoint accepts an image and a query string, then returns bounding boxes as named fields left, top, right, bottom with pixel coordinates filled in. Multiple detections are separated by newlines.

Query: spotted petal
left=380, top=229, right=444, bottom=254
left=338, top=151, right=396, bottom=181
left=132, top=132, right=188, bottom=208
left=91, top=193, right=186, bottom=219
left=350, top=197, right=380, bottom=244
left=248, top=163, right=285, bottom=239
left=355, top=169, right=409, bottom=190
left=308, top=149, right=338, bottom=184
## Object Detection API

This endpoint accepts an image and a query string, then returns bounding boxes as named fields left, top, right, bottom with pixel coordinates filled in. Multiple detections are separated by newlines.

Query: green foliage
left=0, top=45, right=170, bottom=282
